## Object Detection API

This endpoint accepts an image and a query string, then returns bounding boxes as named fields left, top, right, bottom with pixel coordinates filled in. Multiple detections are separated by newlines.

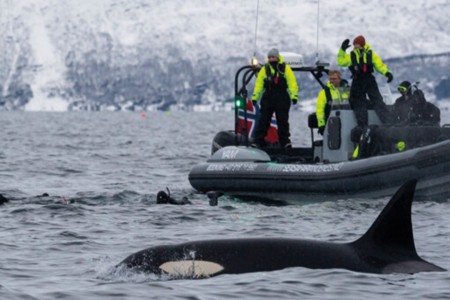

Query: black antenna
left=253, top=0, right=260, bottom=58
left=315, top=0, right=321, bottom=63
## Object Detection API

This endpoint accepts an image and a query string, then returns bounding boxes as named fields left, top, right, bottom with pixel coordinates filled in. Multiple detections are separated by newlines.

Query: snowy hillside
left=0, top=0, right=449, bottom=111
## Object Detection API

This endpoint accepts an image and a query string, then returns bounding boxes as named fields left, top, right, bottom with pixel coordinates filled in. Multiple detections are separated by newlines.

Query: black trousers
left=254, top=91, right=291, bottom=147
left=349, top=75, right=391, bottom=127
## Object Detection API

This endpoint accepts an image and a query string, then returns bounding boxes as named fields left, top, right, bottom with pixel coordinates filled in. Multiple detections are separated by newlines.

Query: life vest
left=264, top=63, right=287, bottom=91
left=324, top=87, right=333, bottom=121
left=349, top=49, right=374, bottom=76
left=324, top=80, right=350, bottom=121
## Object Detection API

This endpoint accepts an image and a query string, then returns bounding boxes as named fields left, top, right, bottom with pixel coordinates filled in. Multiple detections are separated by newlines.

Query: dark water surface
left=1, top=111, right=450, bottom=299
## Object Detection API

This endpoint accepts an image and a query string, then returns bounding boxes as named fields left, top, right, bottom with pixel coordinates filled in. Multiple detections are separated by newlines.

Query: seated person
left=392, top=81, right=440, bottom=126
left=366, top=81, right=441, bottom=155
left=409, top=89, right=440, bottom=126
left=315, top=70, right=350, bottom=135
left=392, top=81, right=415, bottom=125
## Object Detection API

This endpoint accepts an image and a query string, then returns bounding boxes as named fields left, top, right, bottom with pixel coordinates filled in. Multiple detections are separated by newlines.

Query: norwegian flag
left=237, top=99, right=279, bottom=143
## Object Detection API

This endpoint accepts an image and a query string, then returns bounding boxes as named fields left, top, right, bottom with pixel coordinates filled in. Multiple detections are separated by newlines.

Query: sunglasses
left=268, top=55, right=278, bottom=59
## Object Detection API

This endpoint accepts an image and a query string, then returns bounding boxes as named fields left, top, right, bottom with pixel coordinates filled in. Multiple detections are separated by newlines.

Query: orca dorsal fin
left=354, top=180, right=418, bottom=257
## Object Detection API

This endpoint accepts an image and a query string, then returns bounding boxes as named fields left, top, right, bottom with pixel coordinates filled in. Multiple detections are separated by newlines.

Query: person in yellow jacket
left=251, top=48, right=298, bottom=148
left=315, top=70, right=350, bottom=135
left=337, top=35, right=392, bottom=128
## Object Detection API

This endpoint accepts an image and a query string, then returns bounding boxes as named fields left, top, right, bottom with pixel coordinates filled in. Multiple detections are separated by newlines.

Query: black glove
left=341, top=39, right=350, bottom=51
left=318, top=125, right=325, bottom=135
left=386, top=72, right=393, bottom=83
left=292, top=99, right=298, bottom=105
left=252, top=100, right=258, bottom=107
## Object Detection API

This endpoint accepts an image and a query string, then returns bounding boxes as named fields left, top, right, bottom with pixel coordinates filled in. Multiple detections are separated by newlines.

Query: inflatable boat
left=188, top=54, right=450, bottom=204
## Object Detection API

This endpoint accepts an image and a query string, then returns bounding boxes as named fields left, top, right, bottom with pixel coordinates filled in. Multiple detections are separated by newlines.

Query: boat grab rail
left=233, top=63, right=330, bottom=147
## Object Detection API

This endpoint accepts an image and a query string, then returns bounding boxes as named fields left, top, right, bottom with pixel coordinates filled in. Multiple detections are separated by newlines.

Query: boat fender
left=207, top=191, right=223, bottom=206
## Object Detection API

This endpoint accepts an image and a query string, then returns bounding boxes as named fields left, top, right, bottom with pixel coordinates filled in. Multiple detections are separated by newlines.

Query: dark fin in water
left=352, top=179, right=446, bottom=273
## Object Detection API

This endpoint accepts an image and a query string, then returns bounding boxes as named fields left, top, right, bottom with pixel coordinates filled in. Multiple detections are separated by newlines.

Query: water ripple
left=1, top=111, right=450, bottom=299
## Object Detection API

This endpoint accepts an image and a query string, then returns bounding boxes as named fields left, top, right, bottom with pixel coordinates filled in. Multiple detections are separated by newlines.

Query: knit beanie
left=267, top=48, right=279, bottom=58
left=353, top=35, right=366, bottom=47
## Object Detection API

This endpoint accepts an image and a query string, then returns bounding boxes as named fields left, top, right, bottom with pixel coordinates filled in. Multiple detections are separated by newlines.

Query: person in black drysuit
left=392, top=81, right=416, bottom=125
left=337, top=35, right=393, bottom=128
left=157, top=189, right=191, bottom=205
left=369, top=81, right=441, bottom=156
left=251, top=48, right=299, bottom=148
left=393, top=81, right=440, bottom=126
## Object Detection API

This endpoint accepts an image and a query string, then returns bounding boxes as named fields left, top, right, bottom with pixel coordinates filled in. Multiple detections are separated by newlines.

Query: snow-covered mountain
left=0, top=0, right=449, bottom=111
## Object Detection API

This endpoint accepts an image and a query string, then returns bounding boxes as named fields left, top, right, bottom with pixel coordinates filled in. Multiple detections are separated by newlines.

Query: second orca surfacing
left=119, top=180, right=445, bottom=278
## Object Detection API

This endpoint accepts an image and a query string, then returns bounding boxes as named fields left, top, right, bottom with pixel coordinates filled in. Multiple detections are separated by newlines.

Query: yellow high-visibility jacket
left=252, top=55, right=298, bottom=102
left=316, top=81, right=350, bottom=127
left=337, top=43, right=390, bottom=76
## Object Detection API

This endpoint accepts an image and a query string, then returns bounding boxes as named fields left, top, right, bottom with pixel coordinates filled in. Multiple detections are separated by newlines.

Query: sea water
left=1, top=111, right=449, bottom=299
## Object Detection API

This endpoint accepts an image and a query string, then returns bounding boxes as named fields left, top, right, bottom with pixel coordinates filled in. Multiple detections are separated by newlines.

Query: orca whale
left=119, top=180, right=445, bottom=278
